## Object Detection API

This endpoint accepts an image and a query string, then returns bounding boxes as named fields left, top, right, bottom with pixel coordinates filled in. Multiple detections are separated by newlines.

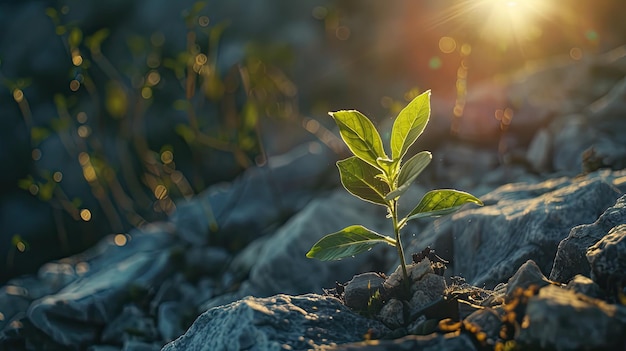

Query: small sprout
left=306, top=90, right=483, bottom=293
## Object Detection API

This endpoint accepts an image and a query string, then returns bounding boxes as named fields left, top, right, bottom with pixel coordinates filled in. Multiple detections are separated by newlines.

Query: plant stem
left=391, top=200, right=410, bottom=295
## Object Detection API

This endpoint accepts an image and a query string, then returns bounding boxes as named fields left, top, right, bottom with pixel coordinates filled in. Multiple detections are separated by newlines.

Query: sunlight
left=479, top=0, right=550, bottom=46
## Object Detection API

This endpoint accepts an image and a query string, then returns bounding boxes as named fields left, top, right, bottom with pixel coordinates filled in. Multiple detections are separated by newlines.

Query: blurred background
left=1, top=0, right=625, bottom=284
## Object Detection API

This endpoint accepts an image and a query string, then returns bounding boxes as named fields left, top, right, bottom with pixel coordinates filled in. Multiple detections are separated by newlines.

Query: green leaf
left=337, top=157, right=389, bottom=206
left=330, top=110, right=387, bottom=169
left=375, top=157, right=398, bottom=183
left=404, top=189, right=483, bottom=223
left=384, top=151, right=432, bottom=201
left=390, top=90, right=431, bottom=160
left=306, top=225, right=395, bottom=261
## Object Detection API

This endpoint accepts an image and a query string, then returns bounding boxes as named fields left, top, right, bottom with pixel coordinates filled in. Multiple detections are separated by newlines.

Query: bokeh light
left=77, top=125, right=91, bottom=138
left=12, top=89, right=24, bottom=103
left=160, top=150, right=174, bottom=164
left=154, top=184, right=168, bottom=200
left=569, top=47, right=583, bottom=60
left=71, top=49, right=83, bottom=66
left=141, top=87, right=152, bottom=99
left=439, top=36, right=457, bottom=53
left=75, top=261, right=89, bottom=275
left=312, top=6, right=328, bottom=20
left=76, top=112, right=88, bottom=123
left=52, top=171, right=63, bottom=182
left=198, top=15, right=210, bottom=27
left=31, top=149, right=41, bottom=161
left=114, top=234, right=128, bottom=246
left=69, top=79, right=81, bottom=92
left=80, top=209, right=92, bottom=221
left=335, top=26, right=351, bottom=41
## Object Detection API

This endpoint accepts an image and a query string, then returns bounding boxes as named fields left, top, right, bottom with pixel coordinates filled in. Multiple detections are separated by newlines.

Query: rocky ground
left=1, top=45, right=626, bottom=351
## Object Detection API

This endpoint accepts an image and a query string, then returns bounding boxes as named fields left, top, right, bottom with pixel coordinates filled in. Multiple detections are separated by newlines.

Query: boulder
left=26, top=226, right=174, bottom=347
left=223, top=189, right=392, bottom=299
left=343, top=272, right=386, bottom=311
left=170, top=142, right=337, bottom=247
left=101, top=305, right=159, bottom=345
left=565, top=274, right=602, bottom=298
left=550, top=194, right=626, bottom=283
left=405, top=171, right=624, bottom=288
left=161, top=294, right=389, bottom=351
left=586, top=223, right=626, bottom=290
left=505, top=260, right=554, bottom=299
left=517, top=285, right=626, bottom=350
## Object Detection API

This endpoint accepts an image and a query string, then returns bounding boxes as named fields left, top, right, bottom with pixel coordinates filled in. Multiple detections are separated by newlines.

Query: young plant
left=306, top=90, right=483, bottom=290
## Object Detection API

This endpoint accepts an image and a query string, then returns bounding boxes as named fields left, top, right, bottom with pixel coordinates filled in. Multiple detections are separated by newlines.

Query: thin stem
left=391, top=200, right=410, bottom=295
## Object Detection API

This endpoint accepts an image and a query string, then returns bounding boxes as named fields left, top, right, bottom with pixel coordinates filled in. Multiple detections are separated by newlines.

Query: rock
left=463, top=308, right=501, bottom=344
left=37, top=262, right=79, bottom=292
left=565, top=275, right=603, bottom=298
left=122, top=340, right=161, bottom=351
left=408, top=274, right=446, bottom=314
left=587, top=223, right=626, bottom=290
left=505, top=260, right=553, bottom=299
left=377, top=298, right=405, bottom=329
left=406, top=171, right=623, bottom=288
left=343, top=272, right=386, bottom=311
left=517, top=285, right=626, bottom=350
left=183, top=246, right=231, bottom=278
left=384, top=259, right=433, bottom=292
left=238, top=189, right=391, bottom=297
left=157, top=302, right=184, bottom=343
left=101, top=305, right=159, bottom=345
left=550, top=194, right=626, bottom=283
left=170, top=142, right=336, bottom=247
left=161, top=294, right=389, bottom=351
left=319, top=333, right=478, bottom=351
left=525, top=128, right=552, bottom=173
left=26, top=226, right=174, bottom=347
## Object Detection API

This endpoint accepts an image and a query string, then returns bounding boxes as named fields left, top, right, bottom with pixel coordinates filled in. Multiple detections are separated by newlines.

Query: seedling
left=306, top=90, right=483, bottom=291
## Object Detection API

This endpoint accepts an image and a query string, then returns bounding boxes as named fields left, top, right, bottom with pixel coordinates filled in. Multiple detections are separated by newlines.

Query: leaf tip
left=305, top=248, right=316, bottom=259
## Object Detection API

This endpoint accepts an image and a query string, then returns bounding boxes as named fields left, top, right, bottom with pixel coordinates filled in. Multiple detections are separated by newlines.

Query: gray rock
left=319, top=333, right=477, bottom=351
left=27, top=227, right=174, bottom=347
left=565, top=274, right=602, bottom=298
left=170, top=142, right=337, bottom=246
left=157, top=302, right=185, bottom=343
left=384, top=259, right=433, bottom=292
left=101, top=305, right=159, bottom=345
left=343, top=272, right=386, bottom=311
left=0, top=274, right=67, bottom=334
left=406, top=171, right=623, bottom=288
left=408, top=274, right=446, bottom=314
left=518, top=285, right=626, bottom=350
left=183, top=246, right=231, bottom=277
left=37, top=262, right=79, bottom=292
left=122, top=340, right=162, bottom=351
left=505, top=260, right=553, bottom=299
left=525, top=128, right=552, bottom=173
left=161, top=294, right=389, bottom=351
left=242, top=189, right=392, bottom=297
left=551, top=114, right=599, bottom=173
left=377, top=298, right=405, bottom=329
left=550, top=194, right=626, bottom=283
left=463, top=308, right=501, bottom=344
left=587, top=223, right=626, bottom=289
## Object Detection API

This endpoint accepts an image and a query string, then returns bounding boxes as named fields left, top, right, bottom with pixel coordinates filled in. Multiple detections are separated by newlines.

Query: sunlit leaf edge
left=306, top=225, right=395, bottom=261
left=404, top=189, right=483, bottom=222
